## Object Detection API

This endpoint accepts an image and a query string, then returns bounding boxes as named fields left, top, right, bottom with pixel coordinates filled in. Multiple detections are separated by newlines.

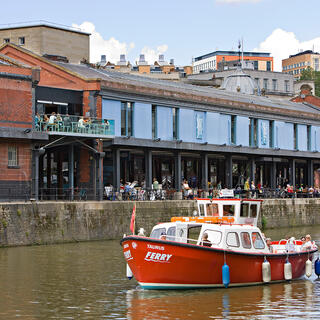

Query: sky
left=1, top=0, right=320, bottom=71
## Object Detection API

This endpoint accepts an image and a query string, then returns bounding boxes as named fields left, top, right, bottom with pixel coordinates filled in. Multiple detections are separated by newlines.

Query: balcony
left=35, top=115, right=115, bottom=138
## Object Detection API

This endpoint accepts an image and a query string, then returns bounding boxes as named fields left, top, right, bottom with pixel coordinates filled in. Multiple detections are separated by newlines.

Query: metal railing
left=35, top=115, right=114, bottom=136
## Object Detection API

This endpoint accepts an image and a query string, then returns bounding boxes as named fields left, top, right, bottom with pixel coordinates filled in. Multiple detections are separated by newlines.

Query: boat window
left=206, top=203, right=219, bottom=216
left=150, top=227, right=166, bottom=239
left=252, top=232, right=265, bottom=249
left=240, top=232, right=252, bottom=249
left=226, top=232, right=240, bottom=247
left=223, top=205, right=235, bottom=217
left=188, top=226, right=201, bottom=244
left=199, top=204, right=205, bottom=216
left=167, top=227, right=176, bottom=241
left=240, top=203, right=249, bottom=217
left=250, top=204, right=258, bottom=218
left=205, top=229, right=222, bottom=245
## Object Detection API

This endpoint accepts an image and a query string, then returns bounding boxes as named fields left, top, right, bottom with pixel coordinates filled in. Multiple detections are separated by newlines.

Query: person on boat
left=266, top=238, right=273, bottom=253
left=302, top=234, right=317, bottom=251
left=286, top=237, right=296, bottom=253
left=160, top=232, right=166, bottom=240
left=152, top=178, right=159, bottom=190
left=201, top=233, right=212, bottom=247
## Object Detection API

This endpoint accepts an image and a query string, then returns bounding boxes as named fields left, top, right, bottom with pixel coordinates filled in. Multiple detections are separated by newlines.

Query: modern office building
left=0, top=22, right=90, bottom=64
left=2, top=43, right=320, bottom=201
left=282, top=50, right=320, bottom=80
left=193, top=50, right=274, bottom=74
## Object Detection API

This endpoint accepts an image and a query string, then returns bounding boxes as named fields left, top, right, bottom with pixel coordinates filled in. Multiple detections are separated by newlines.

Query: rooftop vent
left=170, top=58, right=174, bottom=65
left=120, top=54, right=126, bottom=62
left=139, top=54, right=146, bottom=63
left=159, top=54, right=164, bottom=62
left=100, top=55, right=106, bottom=64
left=43, top=54, right=69, bottom=63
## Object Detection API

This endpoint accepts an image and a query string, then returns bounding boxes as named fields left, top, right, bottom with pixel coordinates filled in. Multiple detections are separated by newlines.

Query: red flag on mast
left=130, top=204, right=136, bottom=234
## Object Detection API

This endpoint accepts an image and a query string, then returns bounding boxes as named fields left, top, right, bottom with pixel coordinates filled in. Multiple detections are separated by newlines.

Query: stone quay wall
left=0, top=199, right=319, bottom=247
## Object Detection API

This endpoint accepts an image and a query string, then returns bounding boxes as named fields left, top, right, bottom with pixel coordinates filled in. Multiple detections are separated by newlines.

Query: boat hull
left=121, top=236, right=316, bottom=289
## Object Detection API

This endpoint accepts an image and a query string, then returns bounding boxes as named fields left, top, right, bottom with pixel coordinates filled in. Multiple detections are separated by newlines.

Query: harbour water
left=0, top=226, right=320, bottom=319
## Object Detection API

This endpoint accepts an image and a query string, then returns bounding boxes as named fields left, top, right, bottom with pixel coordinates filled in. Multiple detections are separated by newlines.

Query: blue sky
left=1, top=0, right=320, bottom=70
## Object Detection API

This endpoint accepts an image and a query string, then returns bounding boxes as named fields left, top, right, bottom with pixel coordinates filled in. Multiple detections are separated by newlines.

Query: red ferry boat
left=121, top=198, right=317, bottom=289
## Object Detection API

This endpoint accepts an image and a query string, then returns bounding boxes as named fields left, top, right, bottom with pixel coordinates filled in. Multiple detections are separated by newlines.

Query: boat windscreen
left=223, top=205, right=235, bottom=217
left=188, top=226, right=201, bottom=244
left=150, top=227, right=166, bottom=239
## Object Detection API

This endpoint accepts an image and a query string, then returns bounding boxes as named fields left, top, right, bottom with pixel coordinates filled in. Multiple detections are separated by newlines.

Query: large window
left=294, top=124, right=298, bottom=150
left=249, top=118, right=258, bottom=147
left=267, top=61, right=271, bottom=71
left=231, top=115, right=236, bottom=145
left=285, top=80, right=290, bottom=92
left=263, top=79, right=268, bottom=90
left=172, top=108, right=179, bottom=140
left=272, top=79, right=277, bottom=91
left=121, top=102, right=133, bottom=136
left=152, top=105, right=157, bottom=139
left=269, top=120, right=274, bottom=148
left=307, top=125, right=311, bottom=151
left=8, top=145, right=18, bottom=167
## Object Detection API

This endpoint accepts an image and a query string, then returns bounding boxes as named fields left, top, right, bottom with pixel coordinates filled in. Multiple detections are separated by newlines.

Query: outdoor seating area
left=34, top=113, right=114, bottom=136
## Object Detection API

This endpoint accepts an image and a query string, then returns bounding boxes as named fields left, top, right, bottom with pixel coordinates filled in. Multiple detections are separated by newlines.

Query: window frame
left=8, top=145, right=19, bottom=168
left=18, top=37, right=25, bottom=45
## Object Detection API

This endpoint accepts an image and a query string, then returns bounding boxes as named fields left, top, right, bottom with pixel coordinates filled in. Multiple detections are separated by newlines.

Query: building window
left=285, top=80, right=290, bottom=92
left=152, top=105, right=157, bottom=139
left=294, top=124, right=298, bottom=150
left=18, top=37, right=25, bottom=45
left=121, top=102, right=133, bottom=136
left=249, top=118, right=258, bottom=147
left=254, top=61, right=258, bottom=70
left=263, top=79, right=268, bottom=90
left=231, top=115, right=236, bottom=144
left=307, top=125, right=311, bottom=151
left=266, top=61, right=271, bottom=71
left=3, top=38, right=10, bottom=43
left=8, top=145, right=18, bottom=167
left=314, top=58, right=319, bottom=71
left=269, top=120, right=274, bottom=148
left=255, top=78, right=260, bottom=88
left=172, top=108, right=179, bottom=140
left=272, top=79, right=277, bottom=91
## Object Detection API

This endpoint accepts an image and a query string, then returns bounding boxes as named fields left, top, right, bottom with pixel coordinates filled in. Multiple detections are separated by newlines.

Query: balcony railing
left=35, top=115, right=115, bottom=136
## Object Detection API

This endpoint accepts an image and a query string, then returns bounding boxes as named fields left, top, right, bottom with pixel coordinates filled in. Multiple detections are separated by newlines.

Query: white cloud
left=254, top=28, right=320, bottom=71
left=216, top=0, right=261, bottom=4
left=72, top=21, right=134, bottom=63
left=135, top=44, right=169, bottom=65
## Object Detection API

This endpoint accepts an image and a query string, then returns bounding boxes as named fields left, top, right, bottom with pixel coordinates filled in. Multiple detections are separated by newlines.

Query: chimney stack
left=100, top=55, right=106, bottom=64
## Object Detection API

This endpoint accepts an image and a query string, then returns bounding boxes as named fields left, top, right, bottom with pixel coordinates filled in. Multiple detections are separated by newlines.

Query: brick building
left=282, top=50, right=320, bottom=80
left=193, top=50, right=274, bottom=74
left=0, top=53, right=47, bottom=199
left=2, top=43, right=320, bottom=201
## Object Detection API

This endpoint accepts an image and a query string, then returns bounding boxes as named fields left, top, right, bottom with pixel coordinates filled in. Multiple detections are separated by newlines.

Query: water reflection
left=126, top=280, right=320, bottom=320
left=0, top=225, right=319, bottom=319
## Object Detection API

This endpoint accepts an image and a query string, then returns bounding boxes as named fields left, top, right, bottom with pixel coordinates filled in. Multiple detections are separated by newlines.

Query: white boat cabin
left=196, top=198, right=261, bottom=227
left=150, top=222, right=270, bottom=254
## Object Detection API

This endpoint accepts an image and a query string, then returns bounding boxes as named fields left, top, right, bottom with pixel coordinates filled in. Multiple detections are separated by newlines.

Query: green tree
left=299, top=67, right=320, bottom=97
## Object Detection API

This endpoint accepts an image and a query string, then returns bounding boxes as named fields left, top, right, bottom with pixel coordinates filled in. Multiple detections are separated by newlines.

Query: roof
left=54, top=61, right=320, bottom=118
left=289, top=50, right=320, bottom=58
left=0, top=53, right=31, bottom=68
left=194, top=51, right=271, bottom=62
left=0, top=21, right=90, bottom=36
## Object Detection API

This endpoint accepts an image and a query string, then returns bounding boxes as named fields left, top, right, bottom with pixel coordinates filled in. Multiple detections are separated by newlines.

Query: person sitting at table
left=78, top=116, right=86, bottom=130
left=63, top=114, right=72, bottom=131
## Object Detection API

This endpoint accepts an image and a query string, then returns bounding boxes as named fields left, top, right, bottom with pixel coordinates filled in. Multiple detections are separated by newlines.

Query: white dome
left=221, top=67, right=258, bottom=95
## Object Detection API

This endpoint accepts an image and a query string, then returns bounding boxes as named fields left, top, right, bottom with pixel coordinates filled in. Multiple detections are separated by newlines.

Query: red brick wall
left=0, top=140, right=31, bottom=181
left=79, top=147, right=91, bottom=183
left=0, top=75, right=33, bottom=128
